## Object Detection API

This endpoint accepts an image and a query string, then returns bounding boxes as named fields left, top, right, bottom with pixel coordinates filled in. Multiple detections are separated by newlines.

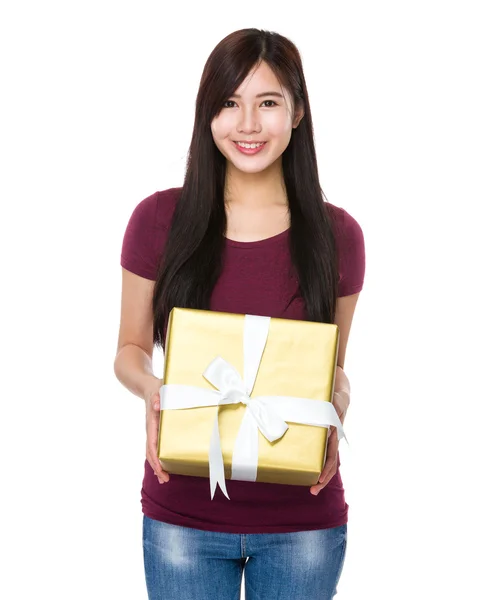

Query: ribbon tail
left=208, top=407, right=230, bottom=500
left=330, top=405, right=347, bottom=444
left=231, top=409, right=259, bottom=482
left=329, top=420, right=349, bottom=447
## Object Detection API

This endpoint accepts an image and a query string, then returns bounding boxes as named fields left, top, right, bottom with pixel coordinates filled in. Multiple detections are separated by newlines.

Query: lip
left=232, top=141, right=267, bottom=155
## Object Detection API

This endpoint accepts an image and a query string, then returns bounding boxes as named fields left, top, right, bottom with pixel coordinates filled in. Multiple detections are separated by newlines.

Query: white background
left=1, top=1, right=492, bottom=598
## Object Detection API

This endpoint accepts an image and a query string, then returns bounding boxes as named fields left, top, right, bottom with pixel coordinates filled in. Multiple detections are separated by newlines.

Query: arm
left=333, top=291, right=360, bottom=424
left=114, top=267, right=169, bottom=483
left=113, top=267, right=162, bottom=402
left=311, top=292, right=361, bottom=494
left=334, top=292, right=359, bottom=370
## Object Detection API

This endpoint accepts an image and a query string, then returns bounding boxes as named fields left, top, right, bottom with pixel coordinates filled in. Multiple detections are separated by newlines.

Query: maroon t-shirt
left=120, top=186, right=365, bottom=533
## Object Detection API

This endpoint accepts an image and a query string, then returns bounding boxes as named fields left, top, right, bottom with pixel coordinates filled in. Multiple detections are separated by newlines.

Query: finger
left=146, top=450, right=169, bottom=483
left=146, top=406, right=169, bottom=483
left=319, top=433, right=339, bottom=482
left=146, top=436, right=167, bottom=476
left=146, top=444, right=170, bottom=483
left=312, top=448, right=338, bottom=493
left=310, top=465, right=337, bottom=495
left=311, top=461, right=337, bottom=493
left=319, top=454, right=337, bottom=484
left=145, top=427, right=166, bottom=473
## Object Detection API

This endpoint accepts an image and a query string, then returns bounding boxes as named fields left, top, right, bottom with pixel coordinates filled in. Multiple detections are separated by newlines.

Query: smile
left=233, top=141, right=267, bottom=155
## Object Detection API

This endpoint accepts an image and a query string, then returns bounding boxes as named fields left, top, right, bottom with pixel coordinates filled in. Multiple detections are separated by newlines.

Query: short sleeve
left=336, top=208, right=366, bottom=297
left=120, top=192, right=160, bottom=280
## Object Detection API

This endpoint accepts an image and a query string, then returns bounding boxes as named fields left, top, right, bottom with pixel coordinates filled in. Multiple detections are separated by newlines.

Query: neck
left=224, top=158, right=288, bottom=208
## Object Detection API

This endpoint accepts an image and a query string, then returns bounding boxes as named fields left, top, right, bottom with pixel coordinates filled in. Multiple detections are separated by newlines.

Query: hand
left=145, top=380, right=170, bottom=484
left=310, top=425, right=339, bottom=495
left=310, top=366, right=350, bottom=496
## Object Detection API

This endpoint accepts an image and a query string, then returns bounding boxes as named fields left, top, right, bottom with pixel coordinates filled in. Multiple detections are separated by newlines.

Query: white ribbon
left=160, top=314, right=346, bottom=500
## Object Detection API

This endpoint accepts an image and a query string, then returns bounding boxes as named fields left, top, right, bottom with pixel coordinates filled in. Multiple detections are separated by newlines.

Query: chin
left=231, top=161, right=274, bottom=175
left=226, top=152, right=281, bottom=175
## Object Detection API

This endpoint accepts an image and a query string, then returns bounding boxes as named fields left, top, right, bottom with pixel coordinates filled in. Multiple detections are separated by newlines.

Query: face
left=211, top=61, right=303, bottom=175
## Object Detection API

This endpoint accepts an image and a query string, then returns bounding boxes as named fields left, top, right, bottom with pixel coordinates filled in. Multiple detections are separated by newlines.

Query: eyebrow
left=230, top=91, right=284, bottom=99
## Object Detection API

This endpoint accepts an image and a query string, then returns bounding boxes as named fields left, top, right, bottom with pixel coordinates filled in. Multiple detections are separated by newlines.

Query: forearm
left=114, top=343, right=162, bottom=402
left=333, top=392, right=348, bottom=423
left=334, top=366, right=350, bottom=424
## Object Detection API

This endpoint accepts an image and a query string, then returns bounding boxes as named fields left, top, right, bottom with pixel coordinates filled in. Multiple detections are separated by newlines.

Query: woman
left=115, top=28, right=365, bottom=600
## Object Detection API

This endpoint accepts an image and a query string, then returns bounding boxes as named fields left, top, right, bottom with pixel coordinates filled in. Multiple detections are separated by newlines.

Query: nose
left=236, top=107, right=261, bottom=135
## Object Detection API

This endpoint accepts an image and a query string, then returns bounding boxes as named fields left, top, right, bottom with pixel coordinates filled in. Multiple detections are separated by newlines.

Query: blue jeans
left=143, top=515, right=347, bottom=599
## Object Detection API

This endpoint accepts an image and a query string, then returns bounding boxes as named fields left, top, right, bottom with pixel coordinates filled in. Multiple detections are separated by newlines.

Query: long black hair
left=152, top=28, right=340, bottom=348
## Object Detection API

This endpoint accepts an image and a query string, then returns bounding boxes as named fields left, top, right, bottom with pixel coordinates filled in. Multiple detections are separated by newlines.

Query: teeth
left=236, top=142, right=265, bottom=149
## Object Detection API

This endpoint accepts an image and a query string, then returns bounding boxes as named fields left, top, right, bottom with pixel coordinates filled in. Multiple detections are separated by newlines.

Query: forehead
left=234, top=61, right=285, bottom=97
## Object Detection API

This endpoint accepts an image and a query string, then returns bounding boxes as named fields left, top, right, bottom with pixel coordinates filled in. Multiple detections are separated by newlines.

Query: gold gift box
left=157, top=307, right=339, bottom=487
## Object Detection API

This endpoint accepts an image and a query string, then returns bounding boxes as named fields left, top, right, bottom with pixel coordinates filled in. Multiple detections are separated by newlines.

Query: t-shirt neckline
left=224, top=227, right=290, bottom=249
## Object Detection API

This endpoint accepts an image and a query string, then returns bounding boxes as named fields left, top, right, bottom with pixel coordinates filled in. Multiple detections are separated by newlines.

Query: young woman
left=115, top=28, right=365, bottom=600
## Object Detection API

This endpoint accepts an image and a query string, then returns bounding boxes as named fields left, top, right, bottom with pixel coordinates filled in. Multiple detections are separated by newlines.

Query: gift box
left=158, top=307, right=345, bottom=500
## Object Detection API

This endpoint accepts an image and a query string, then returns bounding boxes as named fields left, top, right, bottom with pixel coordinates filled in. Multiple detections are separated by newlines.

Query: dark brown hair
left=152, top=28, right=339, bottom=348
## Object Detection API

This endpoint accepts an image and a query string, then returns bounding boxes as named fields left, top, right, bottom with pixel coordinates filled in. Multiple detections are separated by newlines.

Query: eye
left=222, top=100, right=279, bottom=108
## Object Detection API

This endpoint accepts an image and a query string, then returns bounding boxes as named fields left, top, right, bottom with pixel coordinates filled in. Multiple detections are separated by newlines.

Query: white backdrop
left=1, top=1, right=492, bottom=598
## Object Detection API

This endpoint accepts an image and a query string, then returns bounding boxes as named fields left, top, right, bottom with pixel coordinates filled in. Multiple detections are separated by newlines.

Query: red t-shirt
left=120, top=187, right=365, bottom=533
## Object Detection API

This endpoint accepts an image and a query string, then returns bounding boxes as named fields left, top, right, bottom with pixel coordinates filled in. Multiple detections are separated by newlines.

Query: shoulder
left=120, top=186, right=182, bottom=280
left=154, top=186, right=182, bottom=229
left=129, top=186, right=182, bottom=231
left=324, top=201, right=366, bottom=297
left=324, top=201, right=364, bottom=247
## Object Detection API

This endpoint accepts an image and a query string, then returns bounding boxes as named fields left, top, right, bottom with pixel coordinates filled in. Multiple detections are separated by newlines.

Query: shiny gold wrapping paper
left=157, top=307, right=339, bottom=487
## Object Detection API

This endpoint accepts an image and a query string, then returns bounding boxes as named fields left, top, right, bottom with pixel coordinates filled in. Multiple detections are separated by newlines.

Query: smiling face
left=211, top=61, right=303, bottom=176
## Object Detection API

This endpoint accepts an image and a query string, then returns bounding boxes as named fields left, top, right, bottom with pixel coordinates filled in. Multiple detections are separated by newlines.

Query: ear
left=292, top=104, right=305, bottom=129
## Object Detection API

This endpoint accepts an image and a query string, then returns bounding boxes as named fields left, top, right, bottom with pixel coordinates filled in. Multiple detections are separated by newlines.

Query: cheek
left=211, top=115, right=236, bottom=141
left=265, top=114, right=294, bottom=139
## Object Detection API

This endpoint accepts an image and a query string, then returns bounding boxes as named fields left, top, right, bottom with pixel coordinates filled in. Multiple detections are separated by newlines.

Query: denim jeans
left=143, top=515, right=347, bottom=599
